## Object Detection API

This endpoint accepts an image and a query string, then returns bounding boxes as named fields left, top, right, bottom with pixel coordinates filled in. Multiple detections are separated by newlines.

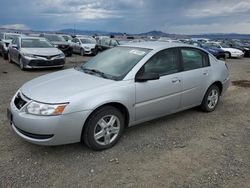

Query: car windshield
left=81, top=47, right=151, bottom=80
left=5, top=34, right=20, bottom=40
left=45, top=35, right=65, bottom=42
left=21, top=38, right=53, bottom=48
left=80, top=38, right=96, bottom=44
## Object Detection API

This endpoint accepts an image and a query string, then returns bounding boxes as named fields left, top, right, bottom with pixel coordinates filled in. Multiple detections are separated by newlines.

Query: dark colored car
left=40, top=34, right=72, bottom=57
left=97, top=38, right=120, bottom=52
left=226, top=41, right=250, bottom=58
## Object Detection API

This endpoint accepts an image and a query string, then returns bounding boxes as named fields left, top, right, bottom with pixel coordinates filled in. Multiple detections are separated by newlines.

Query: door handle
left=172, top=78, right=180, bottom=83
left=203, top=70, right=209, bottom=76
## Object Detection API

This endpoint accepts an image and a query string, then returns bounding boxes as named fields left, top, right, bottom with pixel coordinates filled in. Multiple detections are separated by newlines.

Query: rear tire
left=201, top=85, right=220, bottom=112
left=82, top=106, right=125, bottom=151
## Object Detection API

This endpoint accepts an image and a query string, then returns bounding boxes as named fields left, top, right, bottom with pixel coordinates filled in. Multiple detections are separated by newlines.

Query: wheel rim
left=94, top=115, right=120, bottom=146
left=81, top=49, right=84, bottom=56
left=19, top=58, right=24, bottom=69
left=207, top=89, right=219, bottom=109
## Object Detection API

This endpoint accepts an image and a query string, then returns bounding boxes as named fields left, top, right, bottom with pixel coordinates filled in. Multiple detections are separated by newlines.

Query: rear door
left=179, top=47, right=211, bottom=108
left=135, top=48, right=183, bottom=122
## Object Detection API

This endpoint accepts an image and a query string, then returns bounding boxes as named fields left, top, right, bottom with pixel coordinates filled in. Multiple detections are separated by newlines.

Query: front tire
left=8, top=53, right=13, bottom=63
left=82, top=106, right=125, bottom=151
left=201, top=85, right=220, bottom=112
left=80, top=48, right=85, bottom=56
left=19, top=58, right=25, bottom=70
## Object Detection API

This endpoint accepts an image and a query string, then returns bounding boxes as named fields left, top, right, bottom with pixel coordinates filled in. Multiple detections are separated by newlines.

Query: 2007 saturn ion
left=8, top=42, right=229, bottom=150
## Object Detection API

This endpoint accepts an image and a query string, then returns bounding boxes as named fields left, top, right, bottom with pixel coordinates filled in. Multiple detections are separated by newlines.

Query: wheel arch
left=81, top=102, right=130, bottom=141
left=209, top=81, right=223, bottom=95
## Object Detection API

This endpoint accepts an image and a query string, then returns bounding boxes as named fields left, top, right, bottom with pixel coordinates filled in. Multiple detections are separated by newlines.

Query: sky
left=1, top=0, right=250, bottom=34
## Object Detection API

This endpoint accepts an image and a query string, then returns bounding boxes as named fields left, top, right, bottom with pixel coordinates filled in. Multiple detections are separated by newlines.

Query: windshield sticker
left=129, top=50, right=146, bottom=56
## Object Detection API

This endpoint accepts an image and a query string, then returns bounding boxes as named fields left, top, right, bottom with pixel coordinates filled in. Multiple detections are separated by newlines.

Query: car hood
left=20, top=68, right=116, bottom=103
left=21, top=48, right=62, bottom=56
left=82, top=43, right=96, bottom=48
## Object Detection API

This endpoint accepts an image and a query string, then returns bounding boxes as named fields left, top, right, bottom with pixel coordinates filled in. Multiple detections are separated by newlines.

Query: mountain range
left=1, top=27, right=250, bottom=40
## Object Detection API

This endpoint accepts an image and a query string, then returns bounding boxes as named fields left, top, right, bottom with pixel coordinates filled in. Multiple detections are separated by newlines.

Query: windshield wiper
left=82, top=68, right=110, bottom=79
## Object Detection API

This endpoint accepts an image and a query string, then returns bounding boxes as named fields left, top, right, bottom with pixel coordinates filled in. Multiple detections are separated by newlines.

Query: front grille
left=35, top=55, right=58, bottom=60
left=28, top=59, right=65, bottom=67
left=14, top=125, right=54, bottom=139
left=14, top=93, right=27, bottom=109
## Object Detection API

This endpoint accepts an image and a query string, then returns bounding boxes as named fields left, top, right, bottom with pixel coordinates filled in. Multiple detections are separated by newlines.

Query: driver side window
left=140, top=48, right=178, bottom=76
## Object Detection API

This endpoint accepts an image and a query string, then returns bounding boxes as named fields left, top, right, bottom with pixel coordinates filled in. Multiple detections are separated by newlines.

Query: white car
left=71, top=37, right=97, bottom=55
left=208, top=42, right=244, bottom=58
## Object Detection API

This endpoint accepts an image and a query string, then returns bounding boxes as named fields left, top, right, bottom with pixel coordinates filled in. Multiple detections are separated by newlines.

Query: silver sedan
left=8, top=36, right=65, bottom=70
left=8, top=42, right=230, bottom=150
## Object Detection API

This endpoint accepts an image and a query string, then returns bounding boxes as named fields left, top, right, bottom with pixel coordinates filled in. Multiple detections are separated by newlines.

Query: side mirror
left=76, top=42, right=80, bottom=44
left=135, top=72, right=160, bottom=82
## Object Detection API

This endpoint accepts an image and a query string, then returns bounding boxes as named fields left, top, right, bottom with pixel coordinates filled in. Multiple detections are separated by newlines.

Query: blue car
left=189, top=41, right=226, bottom=60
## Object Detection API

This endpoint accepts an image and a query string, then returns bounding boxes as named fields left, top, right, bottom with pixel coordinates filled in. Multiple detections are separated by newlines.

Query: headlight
left=57, top=53, right=65, bottom=58
left=26, top=101, right=68, bottom=116
left=22, top=53, right=36, bottom=58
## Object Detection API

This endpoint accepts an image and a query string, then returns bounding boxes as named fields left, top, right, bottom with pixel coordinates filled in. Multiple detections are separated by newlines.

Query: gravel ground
left=0, top=54, right=250, bottom=188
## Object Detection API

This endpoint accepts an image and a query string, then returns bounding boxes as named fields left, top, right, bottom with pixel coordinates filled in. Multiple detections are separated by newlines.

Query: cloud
left=0, top=24, right=30, bottom=30
left=167, top=22, right=250, bottom=34
left=186, top=0, right=250, bottom=18
left=0, top=0, right=250, bottom=34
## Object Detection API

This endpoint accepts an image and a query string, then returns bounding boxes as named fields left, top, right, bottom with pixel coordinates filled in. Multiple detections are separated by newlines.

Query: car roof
left=121, top=41, right=196, bottom=50
left=19, top=36, right=47, bottom=40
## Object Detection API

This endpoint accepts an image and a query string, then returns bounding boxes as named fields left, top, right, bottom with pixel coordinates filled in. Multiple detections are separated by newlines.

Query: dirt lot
left=0, top=54, right=250, bottom=188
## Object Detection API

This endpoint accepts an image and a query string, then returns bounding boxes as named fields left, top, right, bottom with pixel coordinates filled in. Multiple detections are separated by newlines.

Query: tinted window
left=12, top=38, right=18, bottom=45
left=141, top=49, right=178, bottom=76
left=181, top=48, right=209, bottom=71
left=104, top=39, right=110, bottom=46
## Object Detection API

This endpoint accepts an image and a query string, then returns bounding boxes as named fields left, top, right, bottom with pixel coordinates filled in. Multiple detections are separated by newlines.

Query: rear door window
left=180, top=48, right=209, bottom=71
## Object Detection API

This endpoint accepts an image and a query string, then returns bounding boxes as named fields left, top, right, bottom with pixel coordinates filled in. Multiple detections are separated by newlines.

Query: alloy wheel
left=94, top=115, right=120, bottom=146
left=207, top=89, right=219, bottom=109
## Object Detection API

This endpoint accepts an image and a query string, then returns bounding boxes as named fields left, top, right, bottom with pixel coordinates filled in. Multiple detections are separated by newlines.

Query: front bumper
left=8, top=92, right=91, bottom=145
left=22, top=56, right=65, bottom=69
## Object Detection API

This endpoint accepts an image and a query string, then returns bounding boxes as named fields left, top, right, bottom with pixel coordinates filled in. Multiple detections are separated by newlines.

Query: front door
left=135, top=48, right=183, bottom=122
